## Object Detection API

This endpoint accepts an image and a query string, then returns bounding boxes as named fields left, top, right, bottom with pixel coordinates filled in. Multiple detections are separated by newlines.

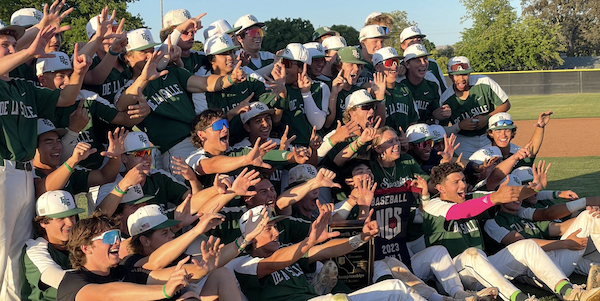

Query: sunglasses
left=383, top=58, right=400, bottom=68
left=282, top=58, right=304, bottom=69
left=491, top=120, right=514, bottom=127
left=357, top=103, right=377, bottom=111
left=415, top=140, right=434, bottom=148
left=245, top=28, right=263, bottom=38
left=202, top=119, right=229, bottom=131
left=450, top=62, right=470, bottom=72
left=127, top=149, right=152, bottom=157
left=92, top=229, right=121, bottom=245
left=381, top=26, right=390, bottom=35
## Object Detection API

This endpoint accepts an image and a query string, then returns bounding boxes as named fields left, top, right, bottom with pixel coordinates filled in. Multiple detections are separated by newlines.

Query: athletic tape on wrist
left=349, top=234, right=366, bottom=249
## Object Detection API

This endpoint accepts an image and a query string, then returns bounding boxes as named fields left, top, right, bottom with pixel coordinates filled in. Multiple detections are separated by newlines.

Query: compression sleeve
left=445, top=194, right=494, bottom=221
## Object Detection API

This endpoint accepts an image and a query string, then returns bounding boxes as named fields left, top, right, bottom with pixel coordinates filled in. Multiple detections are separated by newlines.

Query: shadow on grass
left=546, top=170, right=600, bottom=199
left=514, top=274, right=587, bottom=301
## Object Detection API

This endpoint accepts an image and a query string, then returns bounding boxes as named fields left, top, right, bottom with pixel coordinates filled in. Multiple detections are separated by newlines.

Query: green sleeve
left=537, top=221, right=552, bottom=238
left=70, top=169, right=91, bottom=194
left=34, top=85, right=61, bottom=119
left=88, top=99, right=119, bottom=124
left=174, top=66, right=194, bottom=92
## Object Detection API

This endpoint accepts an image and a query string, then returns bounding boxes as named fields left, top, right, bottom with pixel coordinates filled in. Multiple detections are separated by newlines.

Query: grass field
left=508, top=93, right=600, bottom=120
left=539, top=156, right=600, bottom=197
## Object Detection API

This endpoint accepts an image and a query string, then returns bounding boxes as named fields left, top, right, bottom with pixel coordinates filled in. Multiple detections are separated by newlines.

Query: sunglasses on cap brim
left=127, top=149, right=152, bottom=157
left=450, top=62, right=470, bottom=72
left=92, top=229, right=121, bottom=245
left=202, top=119, right=229, bottom=131
left=491, top=120, right=514, bottom=128
left=282, top=58, right=304, bottom=69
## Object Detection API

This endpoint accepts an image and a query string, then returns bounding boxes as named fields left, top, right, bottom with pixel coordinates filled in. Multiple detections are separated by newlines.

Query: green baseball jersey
left=427, top=58, right=447, bottom=93
left=181, top=51, right=206, bottom=74
left=370, top=154, right=429, bottom=190
left=423, top=192, right=492, bottom=257
left=22, top=238, right=72, bottom=301
left=234, top=254, right=317, bottom=301
left=206, top=78, right=277, bottom=145
left=484, top=211, right=551, bottom=254
left=356, top=61, right=375, bottom=88
left=34, top=168, right=90, bottom=196
left=210, top=200, right=246, bottom=244
left=53, top=91, right=120, bottom=169
left=320, top=130, right=369, bottom=176
left=274, top=83, right=327, bottom=146
left=325, top=85, right=361, bottom=133
left=0, top=79, right=60, bottom=161
left=399, top=72, right=442, bottom=123
left=440, top=75, right=508, bottom=137
left=9, top=63, right=39, bottom=85
left=383, top=83, right=420, bottom=132
left=118, top=65, right=194, bottom=152
left=246, top=51, right=275, bottom=70
left=82, top=56, right=133, bottom=103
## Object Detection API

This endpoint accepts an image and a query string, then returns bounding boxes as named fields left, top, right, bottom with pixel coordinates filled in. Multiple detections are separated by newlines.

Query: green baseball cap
left=312, top=26, right=338, bottom=41
left=337, top=47, right=366, bottom=65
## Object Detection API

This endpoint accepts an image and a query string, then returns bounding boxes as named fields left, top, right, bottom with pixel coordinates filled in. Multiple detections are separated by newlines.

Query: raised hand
left=127, top=88, right=150, bottom=119
left=237, top=49, right=251, bottom=67
left=70, top=142, right=97, bottom=162
left=139, top=49, right=169, bottom=82
left=195, top=212, right=225, bottom=234
left=68, top=100, right=90, bottom=133
left=529, top=160, right=550, bottom=192
left=171, top=156, right=196, bottom=182
left=307, top=201, right=339, bottom=246
left=308, top=126, right=323, bottom=151
left=536, top=111, right=553, bottom=128
left=72, top=43, right=92, bottom=75
left=101, top=127, right=127, bottom=159
left=410, top=175, right=429, bottom=198
left=361, top=209, right=379, bottom=241
left=167, top=35, right=183, bottom=65
left=371, top=72, right=386, bottom=100
left=331, top=69, right=347, bottom=94
left=313, top=168, right=341, bottom=189
left=230, top=61, right=247, bottom=83
left=213, top=173, right=232, bottom=194
left=279, top=125, right=296, bottom=150
left=243, top=207, right=269, bottom=241
left=121, top=163, right=147, bottom=187
left=330, top=120, right=359, bottom=144
left=176, top=13, right=207, bottom=35
left=174, top=194, right=200, bottom=230
left=197, top=235, right=223, bottom=273
left=290, top=146, right=311, bottom=164
left=438, top=134, right=460, bottom=163
left=244, top=137, right=275, bottom=169
left=165, top=256, right=192, bottom=297
left=358, top=117, right=381, bottom=145
left=230, top=167, right=261, bottom=196
left=352, top=174, right=376, bottom=207
left=38, top=0, right=73, bottom=34
left=27, top=25, right=57, bottom=59
left=490, top=176, right=521, bottom=204
left=231, top=93, right=254, bottom=116
left=512, top=142, right=532, bottom=161
left=108, top=18, right=128, bottom=53
left=297, top=63, right=312, bottom=93
left=398, top=126, right=409, bottom=153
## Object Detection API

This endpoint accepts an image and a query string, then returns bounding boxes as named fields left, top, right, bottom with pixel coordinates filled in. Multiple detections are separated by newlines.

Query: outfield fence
left=444, top=69, right=600, bottom=95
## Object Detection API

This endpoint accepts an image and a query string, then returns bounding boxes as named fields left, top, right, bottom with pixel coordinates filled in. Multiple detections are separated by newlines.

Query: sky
left=128, top=0, right=521, bottom=47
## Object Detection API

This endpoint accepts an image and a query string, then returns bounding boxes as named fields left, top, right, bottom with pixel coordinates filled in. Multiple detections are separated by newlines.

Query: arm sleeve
left=445, top=195, right=494, bottom=221
left=320, top=83, right=331, bottom=115
left=536, top=190, right=555, bottom=201
left=301, top=92, right=326, bottom=130
left=25, top=239, right=68, bottom=289
left=516, top=207, right=536, bottom=220
left=60, top=129, right=79, bottom=163
left=484, top=219, right=511, bottom=243
left=317, top=130, right=336, bottom=161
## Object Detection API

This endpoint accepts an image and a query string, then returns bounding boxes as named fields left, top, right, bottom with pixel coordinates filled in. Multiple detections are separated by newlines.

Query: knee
left=464, top=247, right=485, bottom=258
left=209, top=267, right=236, bottom=282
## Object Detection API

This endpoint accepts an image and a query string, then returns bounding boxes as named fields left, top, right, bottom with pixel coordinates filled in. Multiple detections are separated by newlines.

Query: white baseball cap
left=288, top=164, right=318, bottom=185
left=345, top=89, right=379, bottom=110
left=511, top=167, right=534, bottom=184
left=163, top=9, right=192, bottom=28
left=499, top=174, right=522, bottom=187
left=322, top=36, right=347, bottom=51
left=406, top=124, right=435, bottom=143
left=372, top=47, right=402, bottom=66
left=38, top=118, right=67, bottom=136
left=364, top=12, right=383, bottom=25
left=233, top=14, right=264, bottom=35
left=403, top=44, right=429, bottom=63
left=126, top=28, right=161, bottom=52
left=469, top=146, right=502, bottom=164
left=303, top=42, right=326, bottom=62
left=36, top=51, right=73, bottom=76
left=124, top=132, right=159, bottom=153
left=359, top=25, right=389, bottom=42
left=203, top=19, right=241, bottom=40
left=86, top=14, right=118, bottom=40
left=120, top=184, right=155, bottom=205
left=447, top=56, right=473, bottom=75
left=36, top=190, right=85, bottom=218
left=127, top=204, right=180, bottom=237
left=488, top=112, right=516, bottom=130
left=0, top=19, right=25, bottom=40
left=428, top=125, right=446, bottom=142
left=11, top=8, right=42, bottom=27
left=239, top=205, right=287, bottom=236
left=281, top=43, right=310, bottom=65
left=400, top=26, right=426, bottom=43
left=204, top=33, right=240, bottom=55
left=240, top=102, right=275, bottom=124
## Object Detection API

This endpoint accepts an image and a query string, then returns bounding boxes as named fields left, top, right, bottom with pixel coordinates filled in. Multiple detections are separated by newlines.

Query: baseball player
left=356, top=25, right=389, bottom=87
left=21, top=190, right=85, bottom=301
left=311, top=26, right=339, bottom=43
left=510, top=166, right=579, bottom=209
left=0, top=23, right=90, bottom=301
left=398, top=26, right=448, bottom=92
left=7, top=7, right=42, bottom=83
left=159, top=9, right=206, bottom=74
left=233, top=14, right=274, bottom=74
left=319, top=35, right=347, bottom=85
left=423, top=162, right=600, bottom=301
left=440, top=56, right=511, bottom=158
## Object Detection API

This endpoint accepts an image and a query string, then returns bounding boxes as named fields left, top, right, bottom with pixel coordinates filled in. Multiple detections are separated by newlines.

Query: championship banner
left=328, top=220, right=374, bottom=291
left=372, top=183, right=420, bottom=265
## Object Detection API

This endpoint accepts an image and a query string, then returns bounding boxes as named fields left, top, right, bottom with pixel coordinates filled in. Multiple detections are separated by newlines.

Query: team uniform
left=398, top=72, right=442, bottom=123
left=181, top=50, right=206, bottom=74
left=244, top=51, right=275, bottom=71
left=82, top=56, right=133, bottom=104
left=440, top=75, right=508, bottom=158
left=0, top=78, right=61, bottom=301
left=21, top=237, right=71, bottom=301
left=382, top=83, right=420, bottom=132
left=325, top=86, right=361, bottom=133
left=423, top=193, right=572, bottom=301
left=34, top=168, right=90, bottom=197
left=426, top=59, right=447, bottom=93
left=9, top=63, right=39, bottom=85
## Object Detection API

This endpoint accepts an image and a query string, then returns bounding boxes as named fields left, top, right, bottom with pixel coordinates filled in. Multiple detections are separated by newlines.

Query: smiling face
left=309, top=57, right=325, bottom=77
left=374, top=59, right=400, bottom=84
left=142, top=227, right=174, bottom=255
left=42, top=215, right=77, bottom=245
left=237, top=25, right=262, bottom=52
left=245, top=178, right=277, bottom=209
left=211, top=50, right=236, bottom=75
left=122, top=151, right=152, bottom=174
left=36, top=131, right=62, bottom=167
left=450, top=74, right=470, bottom=92
left=84, top=229, right=122, bottom=271
left=437, top=172, right=468, bottom=203
left=406, top=56, right=429, bottom=81
left=361, top=37, right=385, bottom=55
left=375, top=130, right=401, bottom=162
left=339, top=62, right=363, bottom=85
left=41, top=69, right=73, bottom=90
left=253, top=222, right=280, bottom=256
left=489, top=129, right=514, bottom=148
left=0, top=35, right=17, bottom=58
left=348, top=105, right=377, bottom=130
left=500, top=199, right=523, bottom=213
left=409, top=141, right=432, bottom=162
left=244, top=113, right=272, bottom=142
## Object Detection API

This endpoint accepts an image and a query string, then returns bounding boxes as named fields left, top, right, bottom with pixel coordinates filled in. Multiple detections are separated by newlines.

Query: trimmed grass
left=538, top=156, right=600, bottom=197
left=509, top=93, right=600, bottom=120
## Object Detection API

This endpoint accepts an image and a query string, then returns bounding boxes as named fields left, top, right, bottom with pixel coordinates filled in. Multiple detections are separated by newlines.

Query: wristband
left=163, top=284, right=171, bottom=299
left=566, top=198, right=586, bottom=213
left=356, top=139, right=364, bottom=147
left=227, top=74, right=234, bottom=84
left=554, top=190, right=559, bottom=199
left=114, top=184, right=126, bottom=195
left=349, top=142, right=357, bottom=153
left=533, top=188, right=542, bottom=193
left=421, top=194, right=430, bottom=202
left=63, top=162, right=74, bottom=173
left=108, top=47, right=120, bottom=56
left=349, top=234, right=366, bottom=249
left=335, top=200, right=354, bottom=220
left=235, top=236, right=248, bottom=252
left=327, top=137, right=335, bottom=148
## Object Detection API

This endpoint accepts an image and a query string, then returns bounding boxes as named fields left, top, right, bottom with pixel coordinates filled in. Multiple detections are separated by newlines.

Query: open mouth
left=457, top=191, right=465, bottom=199
left=109, top=247, right=119, bottom=256
left=219, top=134, right=229, bottom=144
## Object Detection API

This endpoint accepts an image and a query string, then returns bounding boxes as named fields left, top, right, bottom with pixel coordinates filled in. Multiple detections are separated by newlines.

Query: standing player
left=398, top=26, right=447, bottom=92
left=356, top=25, right=389, bottom=87
left=233, top=14, right=274, bottom=74
left=159, top=9, right=206, bottom=74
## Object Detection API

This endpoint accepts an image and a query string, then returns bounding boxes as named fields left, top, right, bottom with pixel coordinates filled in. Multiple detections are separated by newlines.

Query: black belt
left=0, top=160, right=33, bottom=171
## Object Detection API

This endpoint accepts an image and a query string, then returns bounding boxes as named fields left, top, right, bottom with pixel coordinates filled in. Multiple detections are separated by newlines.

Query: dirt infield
left=511, top=118, right=600, bottom=157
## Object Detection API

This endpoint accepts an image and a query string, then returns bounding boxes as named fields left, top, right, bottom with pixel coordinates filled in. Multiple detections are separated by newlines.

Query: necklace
left=378, top=159, right=396, bottom=180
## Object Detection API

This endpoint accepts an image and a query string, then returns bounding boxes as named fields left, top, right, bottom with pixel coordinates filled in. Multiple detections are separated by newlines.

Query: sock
left=429, top=293, right=445, bottom=301
left=511, top=291, right=529, bottom=301
left=556, top=280, right=573, bottom=297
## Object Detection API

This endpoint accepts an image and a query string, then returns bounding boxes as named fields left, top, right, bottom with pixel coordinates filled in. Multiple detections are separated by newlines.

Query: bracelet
left=327, top=137, right=335, bottom=148
left=421, top=194, right=430, bottom=202
left=349, top=142, right=357, bottom=153
left=533, top=188, right=542, bottom=193
left=227, top=74, right=234, bottom=84
left=554, top=190, right=559, bottom=199
left=63, top=162, right=74, bottom=173
left=162, top=284, right=171, bottom=299
left=349, top=234, right=366, bottom=249
left=108, top=47, right=120, bottom=56
left=114, top=184, right=126, bottom=195
left=235, top=236, right=249, bottom=252
left=356, top=139, right=364, bottom=147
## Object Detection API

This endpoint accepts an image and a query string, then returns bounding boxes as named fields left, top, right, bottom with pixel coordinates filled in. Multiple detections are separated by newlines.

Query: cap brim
left=225, top=26, right=242, bottom=35
left=129, top=42, right=162, bottom=52
left=409, top=136, right=435, bottom=144
left=0, top=25, right=26, bottom=40
left=39, top=128, right=68, bottom=137
left=315, top=30, right=339, bottom=40
left=45, top=207, right=85, bottom=219
left=401, top=34, right=426, bottom=43
left=268, top=215, right=288, bottom=224
left=127, top=146, right=160, bottom=153
left=350, top=99, right=381, bottom=109
left=151, top=219, right=181, bottom=230
left=340, top=58, right=367, bottom=65
left=122, top=195, right=155, bottom=205
left=449, top=69, right=472, bottom=75
left=211, top=45, right=241, bottom=55
left=489, top=125, right=516, bottom=130
left=244, top=109, right=275, bottom=123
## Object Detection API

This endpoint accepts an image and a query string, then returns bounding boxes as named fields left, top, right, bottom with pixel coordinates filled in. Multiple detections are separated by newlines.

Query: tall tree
left=262, top=17, right=314, bottom=53
left=330, top=24, right=359, bottom=46
left=384, top=10, right=414, bottom=50
left=521, top=0, right=600, bottom=56
left=1, top=0, right=144, bottom=54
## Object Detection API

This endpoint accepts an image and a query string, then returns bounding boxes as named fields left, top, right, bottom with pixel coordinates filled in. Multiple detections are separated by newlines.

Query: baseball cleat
left=588, top=264, right=600, bottom=290
left=312, top=260, right=338, bottom=295
left=564, top=285, right=600, bottom=301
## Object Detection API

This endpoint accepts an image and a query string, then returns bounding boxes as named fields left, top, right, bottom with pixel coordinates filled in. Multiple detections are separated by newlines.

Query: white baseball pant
left=309, top=279, right=426, bottom=301
left=373, top=257, right=438, bottom=299
left=411, top=245, right=466, bottom=297
left=0, top=161, right=35, bottom=301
